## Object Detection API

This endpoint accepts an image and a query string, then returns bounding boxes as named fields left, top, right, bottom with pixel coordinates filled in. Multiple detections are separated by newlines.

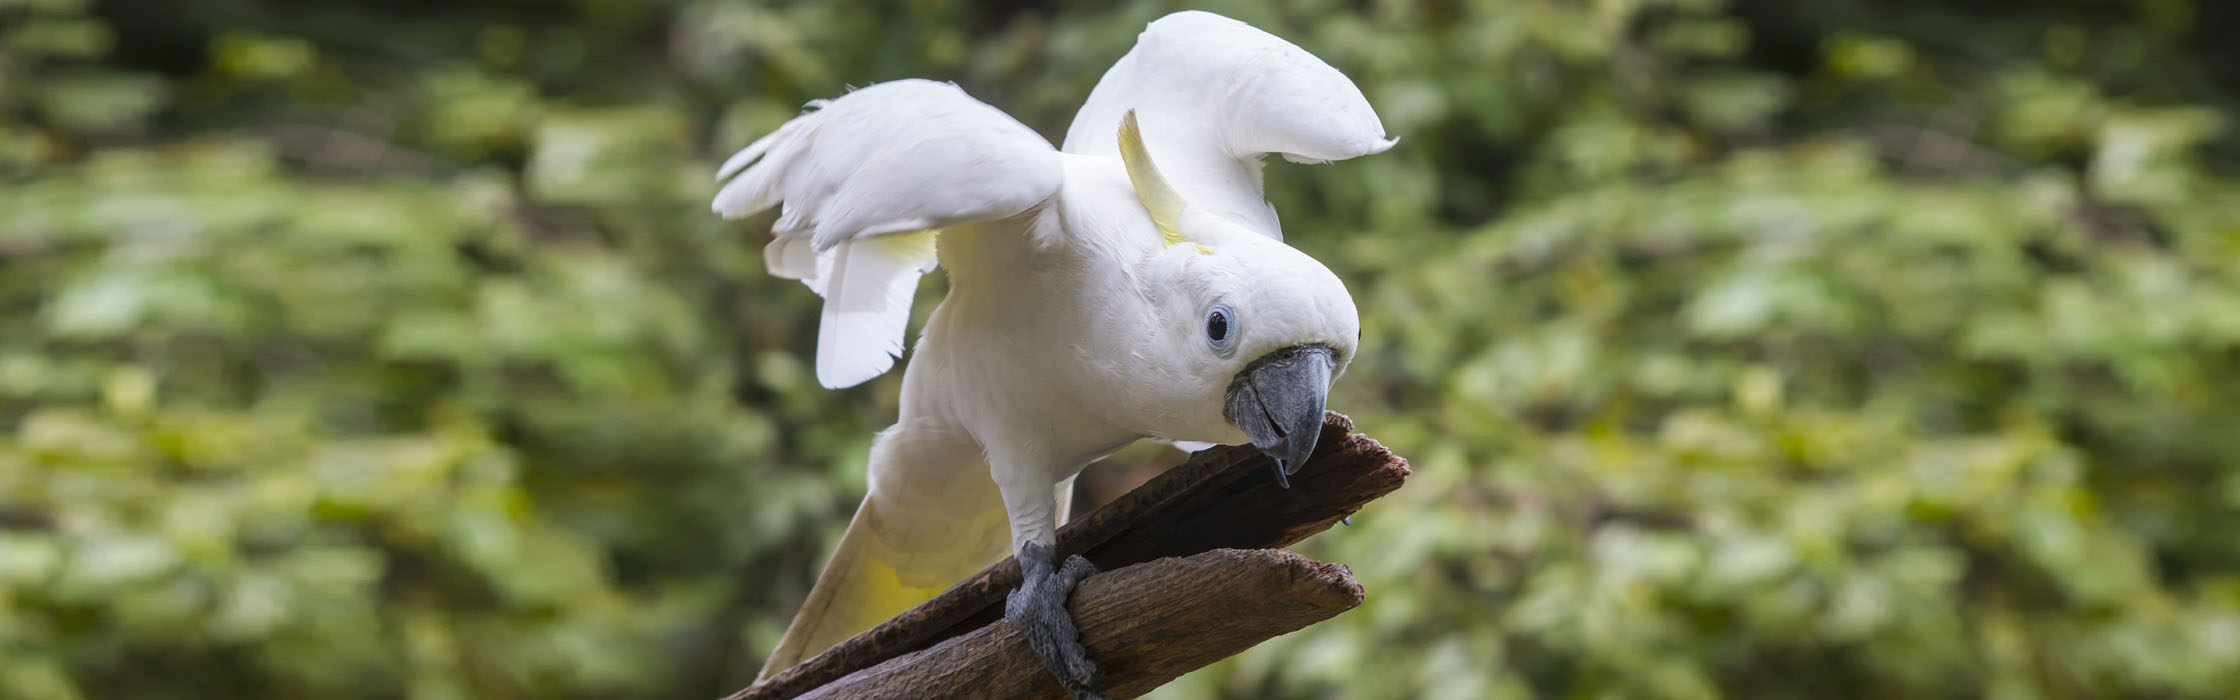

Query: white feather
left=1158, top=439, right=1219, bottom=454
left=713, top=79, right=1064, bottom=387
left=1060, top=10, right=1395, bottom=239
left=763, top=236, right=819, bottom=286
left=815, top=233, right=936, bottom=389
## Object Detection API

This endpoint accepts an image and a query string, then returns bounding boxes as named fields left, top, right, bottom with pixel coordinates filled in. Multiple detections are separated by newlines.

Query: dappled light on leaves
left=3, top=0, right=2239, bottom=698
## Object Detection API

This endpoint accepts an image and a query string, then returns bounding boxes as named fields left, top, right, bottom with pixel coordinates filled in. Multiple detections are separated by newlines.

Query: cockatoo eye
left=1205, top=303, right=1237, bottom=356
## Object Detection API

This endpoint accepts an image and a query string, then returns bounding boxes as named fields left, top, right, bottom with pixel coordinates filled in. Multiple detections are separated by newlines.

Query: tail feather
left=756, top=508, right=930, bottom=678
left=757, top=434, right=1014, bottom=680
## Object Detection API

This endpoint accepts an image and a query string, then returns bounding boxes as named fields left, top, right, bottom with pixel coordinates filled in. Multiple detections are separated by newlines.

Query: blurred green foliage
left=3, top=0, right=2238, bottom=698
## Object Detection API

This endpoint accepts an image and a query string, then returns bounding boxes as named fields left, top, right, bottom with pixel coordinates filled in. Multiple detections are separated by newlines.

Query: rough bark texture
left=727, top=411, right=1409, bottom=700
left=796, top=549, right=1363, bottom=700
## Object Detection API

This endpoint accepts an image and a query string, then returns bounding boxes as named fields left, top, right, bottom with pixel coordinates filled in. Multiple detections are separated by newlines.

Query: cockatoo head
left=1119, top=112, right=1360, bottom=485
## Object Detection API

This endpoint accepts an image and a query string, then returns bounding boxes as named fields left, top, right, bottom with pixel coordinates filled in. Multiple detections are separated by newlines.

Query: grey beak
left=1223, top=345, right=1336, bottom=488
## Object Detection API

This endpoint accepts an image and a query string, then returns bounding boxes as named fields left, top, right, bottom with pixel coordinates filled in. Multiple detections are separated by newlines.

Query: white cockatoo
left=714, top=11, right=1391, bottom=697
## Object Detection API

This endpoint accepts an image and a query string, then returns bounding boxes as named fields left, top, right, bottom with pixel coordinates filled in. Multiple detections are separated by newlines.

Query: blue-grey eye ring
left=1205, top=303, right=1237, bottom=356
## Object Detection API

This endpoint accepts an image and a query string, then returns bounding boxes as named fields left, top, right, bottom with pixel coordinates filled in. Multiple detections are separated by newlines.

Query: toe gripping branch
left=1009, top=541, right=1107, bottom=700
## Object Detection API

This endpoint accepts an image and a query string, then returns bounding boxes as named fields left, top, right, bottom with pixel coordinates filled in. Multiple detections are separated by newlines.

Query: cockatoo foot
left=1007, top=541, right=1108, bottom=700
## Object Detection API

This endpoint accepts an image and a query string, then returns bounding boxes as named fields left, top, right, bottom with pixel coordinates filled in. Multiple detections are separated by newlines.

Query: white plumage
left=716, top=80, right=1063, bottom=388
left=714, top=10, right=1392, bottom=679
left=1064, top=11, right=1396, bottom=237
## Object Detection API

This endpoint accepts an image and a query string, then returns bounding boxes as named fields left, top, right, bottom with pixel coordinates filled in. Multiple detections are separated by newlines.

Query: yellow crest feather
left=1118, top=110, right=1189, bottom=248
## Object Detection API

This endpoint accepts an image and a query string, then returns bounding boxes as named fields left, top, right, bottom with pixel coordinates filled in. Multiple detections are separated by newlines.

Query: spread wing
left=714, top=79, right=1063, bottom=388
left=1061, top=11, right=1395, bottom=240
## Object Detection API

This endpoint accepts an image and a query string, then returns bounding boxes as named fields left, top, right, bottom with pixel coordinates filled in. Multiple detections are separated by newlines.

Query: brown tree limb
left=797, top=549, right=1362, bottom=700
left=728, top=411, right=1410, bottom=700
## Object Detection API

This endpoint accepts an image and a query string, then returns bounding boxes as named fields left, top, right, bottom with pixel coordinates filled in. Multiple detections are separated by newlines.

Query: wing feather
left=714, top=79, right=1062, bottom=388
left=1060, top=11, right=1393, bottom=239
left=813, top=232, right=937, bottom=389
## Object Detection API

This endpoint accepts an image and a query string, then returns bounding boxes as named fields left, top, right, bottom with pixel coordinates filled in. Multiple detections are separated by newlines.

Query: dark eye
left=1205, top=303, right=1237, bottom=356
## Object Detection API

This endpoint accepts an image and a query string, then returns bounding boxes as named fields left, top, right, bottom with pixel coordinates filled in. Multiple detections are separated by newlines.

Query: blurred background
left=4, top=0, right=2239, bottom=698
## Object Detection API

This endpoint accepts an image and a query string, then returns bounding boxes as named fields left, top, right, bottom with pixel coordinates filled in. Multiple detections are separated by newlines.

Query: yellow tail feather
left=756, top=490, right=1013, bottom=679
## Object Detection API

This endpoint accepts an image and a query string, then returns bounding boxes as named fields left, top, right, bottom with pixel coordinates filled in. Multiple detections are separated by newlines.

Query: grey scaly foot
left=1007, top=541, right=1107, bottom=700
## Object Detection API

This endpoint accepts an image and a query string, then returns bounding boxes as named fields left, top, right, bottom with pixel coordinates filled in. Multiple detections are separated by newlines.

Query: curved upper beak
left=1223, top=345, right=1336, bottom=488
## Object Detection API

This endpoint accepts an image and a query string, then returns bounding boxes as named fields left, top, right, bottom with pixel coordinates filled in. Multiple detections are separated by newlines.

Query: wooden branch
left=797, top=549, right=1363, bottom=699
left=729, top=411, right=1410, bottom=700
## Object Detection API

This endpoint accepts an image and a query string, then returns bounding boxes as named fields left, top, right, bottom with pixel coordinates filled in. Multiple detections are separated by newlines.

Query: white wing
left=1061, top=11, right=1395, bottom=240
left=714, top=79, right=1063, bottom=388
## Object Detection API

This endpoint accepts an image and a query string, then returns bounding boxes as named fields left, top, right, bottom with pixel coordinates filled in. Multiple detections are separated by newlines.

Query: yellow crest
left=1117, top=110, right=1202, bottom=252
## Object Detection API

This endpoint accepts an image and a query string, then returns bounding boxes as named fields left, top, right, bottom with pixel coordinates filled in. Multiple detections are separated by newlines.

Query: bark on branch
left=798, top=549, right=1362, bottom=699
left=726, top=411, right=1410, bottom=700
